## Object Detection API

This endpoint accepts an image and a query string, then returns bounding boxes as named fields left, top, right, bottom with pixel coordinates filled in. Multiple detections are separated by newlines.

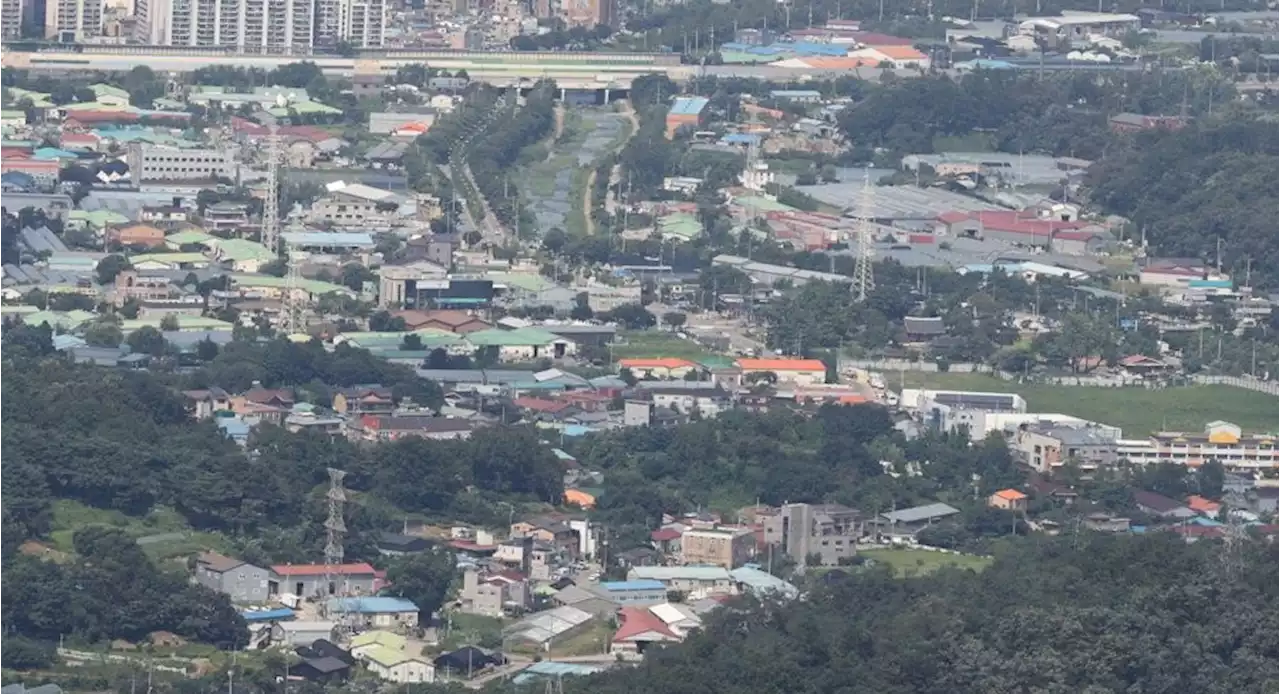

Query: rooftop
left=598, top=579, right=665, bottom=592
left=271, top=562, right=378, bottom=576
left=628, top=566, right=733, bottom=581
left=880, top=502, right=961, bottom=524
left=670, top=96, right=711, bottom=116
left=327, top=596, right=418, bottom=614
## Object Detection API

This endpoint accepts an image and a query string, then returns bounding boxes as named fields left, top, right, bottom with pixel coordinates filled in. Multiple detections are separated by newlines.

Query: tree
left=402, top=334, right=424, bottom=351
left=83, top=320, right=123, bottom=347
left=259, top=259, right=288, bottom=277
left=383, top=548, right=456, bottom=621
left=570, top=292, right=594, bottom=321
left=159, top=313, right=181, bottom=331
left=96, top=254, right=131, bottom=285
left=369, top=311, right=407, bottom=332
left=196, top=336, right=221, bottom=361
left=605, top=303, right=656, bottom=330
left=126, top=325, right=167, bottom=356
left=340, top=263, right=375, bottom=292
left=662, top=312, right=687, bottom=331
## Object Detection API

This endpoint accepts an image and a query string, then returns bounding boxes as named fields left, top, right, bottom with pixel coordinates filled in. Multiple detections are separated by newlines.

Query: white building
left=164, top=0, right=314, bottom=52
left=1117, top=421, right=1279, bottom=473
left=307, top=182, right=402, bottom=227
left=126, top=143, right=237, bottom=183
left=1016, top=12, right=1140, bottom=47
left=45, top=0, right=104, bottom=41
left=625, top=566, right=739, bottom=600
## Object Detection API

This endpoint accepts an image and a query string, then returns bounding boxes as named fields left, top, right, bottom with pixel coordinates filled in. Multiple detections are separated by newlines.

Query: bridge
left=0, top=44, right=700, bottom=89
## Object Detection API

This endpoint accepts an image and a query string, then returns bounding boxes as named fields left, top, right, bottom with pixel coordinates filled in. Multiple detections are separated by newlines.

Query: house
left=394, top=309, right=491, bottom=334
left=644, top=385, right=732, bottom=418
left=552, top=584, right=620, bottom=617
left=876, top=503, right=961, bottom=539
left=611, top=606, right=681, bottom=655
left=1012, top=424, right=1119, bottom=474
left=650, top=527, right=682, bottom=554
left=680, top=528, right=754, bottom=569
left=988, top=489, right=1029, bottom=512
left=357, top=415, right=477, bottom=441
left=847, top=45, right=931, bottom=68
left=903, top=316, right=946, bottom=342
left=358, top=645, right=434, bottom=683
left=1026, top=476, right=1079, bottom=504
left=1186, top=495, right=1222, bottom=518
left=595, top=579, right=668, bottom=605
left=625, top=566, right=738, bottom=599
left=665, top=97, right=710, bottom=138
left=510, top=517, right=579, bottom=555
left=432, top=647, right=505, bottom=679
left=108, top=223, right=167, bottom=248
left=761, top=503, right=862, bottom=566
left=735, top=358, right=827, bottom=386
left=467, top=327, right=578, bottom=361
left=458, top=568, right=531, bottom=617
left=269, top=621, right=337, bottom=647
left=333, top=385, right=396, bottom=415
left=618, top=357, right=698, bottom=379
left=1132, top=490, right=1197, bottom=520
left=195, top=552, right=271, bottom=603
left=564, top=488, right=597, bottom=509
left=326, top=596, right=420, bottom=629
left=1117, top=354, right=1173, bottom=377
left=182, top=387, right=231, bottom=418
left=730, top=566, right=799, bottom=600
left=290, top=648, right=353, bottom=684
left=268, top=563, right=381, bottom=599
left=349, top=630, right=406, bottom=658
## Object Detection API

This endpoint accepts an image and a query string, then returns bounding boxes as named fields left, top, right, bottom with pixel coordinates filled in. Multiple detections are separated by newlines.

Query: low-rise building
left=645, top=385, right=732, bottom=418
left=680, top=528, right=754, bottom=569
left=458, top=569, right=530, bottom=618
left=468, top=327, right=577, bottom=362
left=761, top=503, right=862, bottom=566
left=307, top=182, right=402, bottom=227
left=268, top=563, right=381, bottom=599
left=988, top=489, right=1029, bottom=512
left=618, top=357, right=698, bottom=379
left=333, top=385, right=395, bottom=415
left=1012, top=423, right=1120, bottom=474
left=357, top=415, right=477, bottom=442
left=326, top=596, right=420, bottom=629
left=611, top=606, right=682, bottom=655
left=194, top=551, right=271, bottom=603
left=735, top=358, right=827, bottom=386
left=594, top=579, right=668, bottom=605
left=876, top=503, right=961, bottom=540
left=625, top=566, right=738, bottom=599
left=1117, top=421, right=1278, bottom=473
left=359, top=646, right=434, bottom=683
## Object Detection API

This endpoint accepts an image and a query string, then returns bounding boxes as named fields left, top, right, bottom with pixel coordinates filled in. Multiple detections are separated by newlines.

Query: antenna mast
left=851, top=171, right=875, bottom=302
left=323, top=468, right=350, bottom=637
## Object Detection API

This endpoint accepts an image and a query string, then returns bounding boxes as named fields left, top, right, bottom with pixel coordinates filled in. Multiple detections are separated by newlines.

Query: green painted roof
left=350, top=631, right=406, bottom=650
left=205, top=239, right=275, bottom=263
left=697, top=356, right=738, bottom=370
left=0, top=305, right=40, bottom=315
left=230, top=274, right=350, bottom=296
left=121, top=315, right=234, bottom=332
left=361, top=645, right=420, bottom=668
left=487, top=272, right=554, bottom=292
left=658, top=212, right=703, bottom=240
left=269, top=101, right=342, bottom=117
left=67, top=209, right=130, bottom=227
left=732, top=193, right=798, bottom=213
left=61, top=101, right=132, bottom=112
left=90, top=83, right=130, bottom=99
left=343, top=329, right=465, bottom=349
left=468, top=327, right=563, bottom=347
left=165, top=229, right=215, bottom=246
left=9, top=88, right=53, bottom=107
left=23, top=310, right=95, bottom=329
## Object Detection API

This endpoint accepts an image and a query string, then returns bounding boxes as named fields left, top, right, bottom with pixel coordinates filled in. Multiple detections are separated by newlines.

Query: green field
left=859, top=548, right=992, bottom=577
left=894, top=373, right=1279, bottom=436
left=47, top=500, right=229, bottom=561
left=611, top=330, right=715, bottom=361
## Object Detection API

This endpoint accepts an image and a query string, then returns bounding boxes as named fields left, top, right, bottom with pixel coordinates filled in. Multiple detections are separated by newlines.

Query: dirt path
left=622, top=99, right=639, bottom=132
left=553, top=104, right=565, bottom=139
left=582, top=167, right=597, bottom=235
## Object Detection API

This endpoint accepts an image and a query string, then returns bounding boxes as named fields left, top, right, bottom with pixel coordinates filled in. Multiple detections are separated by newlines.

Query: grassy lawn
left=545, top=621, right=613, bottom=658
left=611, top=330, right=715, bottom=361
left=48, top=500, right=231, bottom=561
left=892, top=372, right=1279, bottom=436
left=438, top=612, right=506, bottom=652
left=859, top=548, right=992, bottom=577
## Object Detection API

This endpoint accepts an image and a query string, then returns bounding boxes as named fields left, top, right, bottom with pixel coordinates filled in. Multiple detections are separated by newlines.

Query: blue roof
left=721, top=133, right=762, bottom=145
left=561, top=425, right=591, bottom=437
left=790, top=42, right=848, bottom=56
left=33, top=147, right=80, bottom=160
left=242, top=608, right=295, bottom=622
left=599, top=579, right=665, bottom=592
left=670, top=97, right=710, bottom=116
left=217, top=418, right=251, bottom=437
left=280, top=231, right=375, bottom=247
left=327, top=596, right=419, bottom=614
left=770, top=90, right=822, bottom=98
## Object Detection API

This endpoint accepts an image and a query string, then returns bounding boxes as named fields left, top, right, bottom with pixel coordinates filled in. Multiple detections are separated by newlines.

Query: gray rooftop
left=1028, top=424, right=1119, bottom=445
left=802, top=183, right=1004, bottom=220
left=880, top=502, right=961, bottom=525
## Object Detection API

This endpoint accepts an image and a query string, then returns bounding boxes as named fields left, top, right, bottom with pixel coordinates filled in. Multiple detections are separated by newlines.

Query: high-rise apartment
left=2, top=0, right=23, bottom=39
left=342, top=0, right=384, bottom=48
left=44, top=0, right=105, bottom=40
left=165, top=0, right=312, bottom=52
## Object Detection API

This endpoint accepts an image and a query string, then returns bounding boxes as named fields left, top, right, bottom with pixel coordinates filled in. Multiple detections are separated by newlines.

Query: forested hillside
left=569, top=534, right=1278, bottom=694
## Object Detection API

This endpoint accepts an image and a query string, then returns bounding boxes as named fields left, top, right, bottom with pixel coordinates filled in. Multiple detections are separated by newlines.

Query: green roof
left=24, top=310, right=95, bottom=329
left=361, top=645, right=421, bottom=668
left=468, top=327, right=563, bottom=347
left=230, top=274, right=351, bottom=296
left=90, top=83, right=130, bottom=99
left=9, top=88, right=53, bottom=107
left=487, top=272, right=554, bottom=293
left=697, top=356, right=738, bottom=370
left=205, top=239, right=275, bottom=263
left=1, top=110, right=26, bottom=120
left=0, top=305, right=40, bottom=315
left=61, top=101, right=132, bottom=112
left=733, top=193, right=798, bottom=213
left=129, top=252, right=209, bottom=266
left=350, top=631, right=406, bottom=651
left=269, top=101, right=342, bottom=117
left=165, top=229, right=215, bottom=246
left=121, top=315, right=234, bottom=332
left=67, top=209, right=130, bottom=227
left=342, top=329, right=465, bottom=350
left=657, top=212, right=703, bottom=240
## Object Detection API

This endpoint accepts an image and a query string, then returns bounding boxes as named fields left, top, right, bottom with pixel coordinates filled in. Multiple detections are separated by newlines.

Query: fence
left=841, top=358, right=1279, bottom=395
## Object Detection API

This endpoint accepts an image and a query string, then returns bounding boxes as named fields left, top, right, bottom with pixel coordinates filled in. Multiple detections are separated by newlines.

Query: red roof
left=936, top=210, right=1093, bottom=240
left=271, top=562, right=378, bottom=576
left=613, top=607, right=678, bottom=643
left=64, top=110, right=141, bottom=124
left=650, top=528, right=681, bottom=542
left=1120, top=354, right=1164, bottom=367
left=512, top=396, right=572, bottom=414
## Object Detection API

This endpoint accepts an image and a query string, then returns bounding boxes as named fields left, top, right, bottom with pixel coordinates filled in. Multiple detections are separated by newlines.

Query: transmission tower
left=851, top=171, right=876, bottom=302
left=261, top=121, right=282, bottom=256
left=280, top=242, right=304, bottom=336
left=323, top=468, right=350, bottom=636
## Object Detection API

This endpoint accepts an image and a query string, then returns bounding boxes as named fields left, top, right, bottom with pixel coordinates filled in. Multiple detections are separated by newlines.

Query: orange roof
left=564, top=488, right=596, bottom=509
left=837, top=394, right=869, bottom=404
left=735, top=358, right=827, bottom=372
left=619, top=358, right=696, bottom=369
left=801, top=56, right=878, bottom=69
left=1186, top=495, right=1221, bottom=513
left=871, top=45, right=927, bottom=60
left=994, top=489, right=1028, bottom=501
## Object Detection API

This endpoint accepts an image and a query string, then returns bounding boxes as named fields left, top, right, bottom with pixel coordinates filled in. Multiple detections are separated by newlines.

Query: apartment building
left=2, top=0, right=23, bottom=39
left=344, top=0, right=386, bottom=48
left=762, top=503, right=862, bottom=567
left=679, top=528, right=754, bottom=569
left=126, top=143, right=237, bottom=183
left=45, top=0, right=105, bottom=41
left=1117, top=421, right=1279, bottom=473
left=165, top=0, right=314, bottom=53
left=534, top=0, right=613, bottom=28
